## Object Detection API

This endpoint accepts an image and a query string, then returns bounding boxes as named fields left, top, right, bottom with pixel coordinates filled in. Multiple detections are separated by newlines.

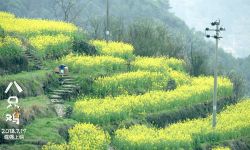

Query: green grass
left=0, top=95, right=76, bottom=149
left=21, top=118, right=77, bottom=144
left=0, top=118, right=78, bottom=149
left=0, top=70, right=56, bottom=100
left=0, top=144, right=40, bottom=150
left=0, top=95, right=50, bottom=118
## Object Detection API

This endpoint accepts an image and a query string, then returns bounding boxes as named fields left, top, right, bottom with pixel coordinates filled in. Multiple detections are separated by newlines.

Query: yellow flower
left=29, top=34, right=71, bottom=51
left=61, top=54, right=127, bottom=76
left=92, top=69, right=190, bottom=97
left=0, top=11, right=77, bottom=34
left=42, top=123, right=111, bottom=150
left=0, top=36, right=22, bottom=47
left=0, top=36, right=22, bottom=57
left=90, top=40, right=134, bottom=59
left=0, top=11, right=15, bottom=18
left=74, top=76, right=233, bottom=124
left=114, top=100, right=250, bottom=149
left=131, top=56, right=185, bottom=72
left=212, top=146, right=231, bottom=150
left=28, top=34, right=72, bottom=58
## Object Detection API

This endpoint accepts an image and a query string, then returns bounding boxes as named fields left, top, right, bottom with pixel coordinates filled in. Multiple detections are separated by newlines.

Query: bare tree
left=55, top=0, right=74, bottom=21
left=54, top=0, right=93, bottom=22
left=88, top=16, right=103, bottom=39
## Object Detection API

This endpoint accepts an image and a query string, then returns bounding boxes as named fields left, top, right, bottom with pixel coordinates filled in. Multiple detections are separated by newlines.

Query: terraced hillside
left=0, top=11, right=249, bottom=150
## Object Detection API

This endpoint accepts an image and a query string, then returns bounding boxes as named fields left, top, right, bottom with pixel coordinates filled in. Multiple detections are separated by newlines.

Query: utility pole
left=105, top=0, right=110, bottom=43
left=205, top=20, right=225, bottom=128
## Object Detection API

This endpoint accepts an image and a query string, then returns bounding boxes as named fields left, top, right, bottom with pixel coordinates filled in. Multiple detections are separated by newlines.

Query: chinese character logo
left=4, top=81, right=23, bottom=125
left=6, top=107, right=20, bottom=125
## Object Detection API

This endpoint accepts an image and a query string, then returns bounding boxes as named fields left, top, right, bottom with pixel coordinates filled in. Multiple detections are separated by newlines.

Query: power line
left=105, top=0, right=110, bottom=42
left=205, top=20, right=225, bottom=128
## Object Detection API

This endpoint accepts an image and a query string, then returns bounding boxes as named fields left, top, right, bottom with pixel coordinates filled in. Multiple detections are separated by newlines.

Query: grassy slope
left=0, top=144, right=40, bottom=150
left=0, top=95, right=77, bottom=149
left=0, top=70, right=57, bottom=100
left=0, top=117, right=77, bottom=150
left=22, top=118, right=77, bottom=144
left=0, top=95, right=50, bottom=118
left=0, top=12, right=78, bottom=149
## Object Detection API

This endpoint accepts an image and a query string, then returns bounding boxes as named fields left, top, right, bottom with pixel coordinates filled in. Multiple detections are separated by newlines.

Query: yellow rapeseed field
left=0, top=36, right=22, bottom=47
left=132, top=56, right=186, bottom=72
left=92, top=71, right=169, bottom=97
left=29, top=34, right=72, bottom=58
left=114, top=99, right=250, bottom=149
left=92, top=70, right=190, bottom=97
left=42, top=123, right=110, bottom=150
left=0, top=36, right=23, bottom=56
left=62, top=54, right=127, bottom=76
left=212, top=146, right=231, bottom=150
left=0, top=11, right=77, bottom=34
left=90, top=40, right=134, bottom=59
left=29, top=34, right=71, bottom=51
left=0, top=11, right=15, bottom=18
left=73, top=76, right=233, bottom=124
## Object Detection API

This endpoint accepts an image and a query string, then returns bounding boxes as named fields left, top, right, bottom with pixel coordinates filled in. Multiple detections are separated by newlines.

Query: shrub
left=0, top=25, right=5, bottom=39
left=58, top=125, right=73, bottom=142
left=166, top=78, right=177, bottom=91
left=0, top=56, right=28, bottom=75
left=73, top=40, right=97, bottom=55
left=72, top=33, right=97, bottom=55
left=0, top=119, right=9, bottom=144
left=227, top=71, right=246, bottom=100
